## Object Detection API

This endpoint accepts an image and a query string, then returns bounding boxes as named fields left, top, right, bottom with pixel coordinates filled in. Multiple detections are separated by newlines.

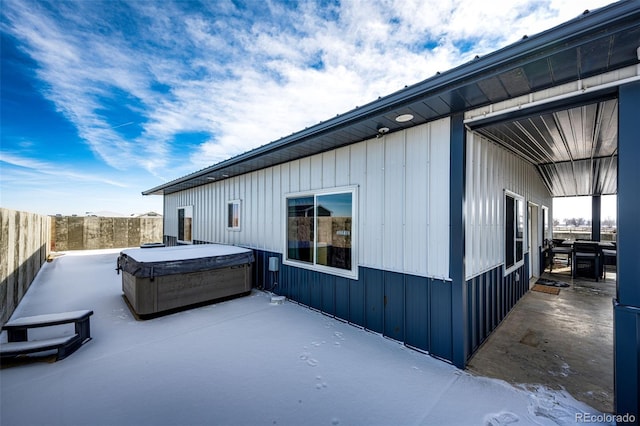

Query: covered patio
left=468, top=264, right=615, bottom=414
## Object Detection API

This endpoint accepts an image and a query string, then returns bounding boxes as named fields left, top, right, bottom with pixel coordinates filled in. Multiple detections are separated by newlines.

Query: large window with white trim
left=285, top=187, right=357, bottom=278
left=505, top=191, right=524, bottom=273
left=178, top=205, right=193, bottom=244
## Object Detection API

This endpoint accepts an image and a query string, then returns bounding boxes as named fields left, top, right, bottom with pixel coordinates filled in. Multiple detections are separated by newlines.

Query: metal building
left=144, top=1, right=640, bottom=418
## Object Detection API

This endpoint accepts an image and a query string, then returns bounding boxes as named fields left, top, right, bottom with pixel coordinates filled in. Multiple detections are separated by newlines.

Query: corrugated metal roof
left=476, top=98, right=619, bottom=196
left=144, top=1, right=640, bottom=196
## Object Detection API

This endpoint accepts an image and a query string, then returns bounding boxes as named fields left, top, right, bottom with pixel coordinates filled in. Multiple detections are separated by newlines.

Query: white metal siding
left=465, top=132, right=553, bottom=280
left=163, top=117, right=451, bottom=279
left=427, top=121, right=451, bottom=279
left=383, top=131, right=405, bottom=271
left=364, top=137, right=385, bottom=268
left=404, top=125, right=429, bottom=276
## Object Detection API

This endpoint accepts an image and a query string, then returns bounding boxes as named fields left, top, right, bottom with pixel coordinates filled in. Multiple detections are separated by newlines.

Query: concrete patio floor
left=467, top=263, right=615, bottom=414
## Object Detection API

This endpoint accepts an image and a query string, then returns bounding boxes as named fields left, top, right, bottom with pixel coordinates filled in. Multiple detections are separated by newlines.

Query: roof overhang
left=144, top=1, right=640, bottom=196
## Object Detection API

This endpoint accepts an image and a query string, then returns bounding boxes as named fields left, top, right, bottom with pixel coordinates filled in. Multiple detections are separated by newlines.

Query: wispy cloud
left=0, top=151, right=129, bottom=188
left=1, top=0, right=615, bottom=184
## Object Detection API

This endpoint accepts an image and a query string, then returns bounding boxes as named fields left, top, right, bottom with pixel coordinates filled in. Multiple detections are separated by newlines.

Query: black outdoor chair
left=549, top=239, right=572, bottom=272
left=602, top=248, right=617, bottom=279
left=572, top=242, right=601, bottom=282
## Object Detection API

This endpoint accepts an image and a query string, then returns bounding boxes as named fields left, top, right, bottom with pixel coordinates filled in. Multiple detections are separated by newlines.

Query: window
left=505, top=191, right=524, bottom=272
left=285, top=187, right=356, bottom=278
left=227, top=200, right=241, bottom=230
left=178, top=205, right=193, bottom=244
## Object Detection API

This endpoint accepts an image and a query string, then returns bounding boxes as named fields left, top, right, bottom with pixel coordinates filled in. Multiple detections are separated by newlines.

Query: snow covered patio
left=1, top=249, right=610, bottom=426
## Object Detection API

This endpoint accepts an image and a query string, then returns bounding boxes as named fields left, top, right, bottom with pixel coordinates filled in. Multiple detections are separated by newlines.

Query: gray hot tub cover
left=117, top=244, right=254, bottom=279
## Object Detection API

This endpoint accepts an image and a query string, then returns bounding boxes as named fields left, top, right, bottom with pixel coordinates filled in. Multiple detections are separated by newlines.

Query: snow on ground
left=1, top=250, right=611, bottom=426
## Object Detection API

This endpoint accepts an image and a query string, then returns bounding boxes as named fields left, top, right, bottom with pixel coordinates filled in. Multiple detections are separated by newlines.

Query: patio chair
left=601, top=248, right=617, bottom=279
left=549, top=240, right=572, bottom=272
left=572, top=242, right=601, bottom=282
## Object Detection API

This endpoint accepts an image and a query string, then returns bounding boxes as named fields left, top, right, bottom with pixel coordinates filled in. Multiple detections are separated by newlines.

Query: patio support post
left=614, top=80, right=640, bottom=419
left=592, top=195, right=601, bottom=242
left=449, top=112, right=468, bottom=368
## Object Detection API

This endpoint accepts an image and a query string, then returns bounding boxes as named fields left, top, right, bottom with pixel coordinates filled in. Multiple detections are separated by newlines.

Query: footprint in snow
left=484, top=411, right=520, bottom=425
left=299, top=352, right=318, bottom=366
left=315, top=376, right=327, bottom=389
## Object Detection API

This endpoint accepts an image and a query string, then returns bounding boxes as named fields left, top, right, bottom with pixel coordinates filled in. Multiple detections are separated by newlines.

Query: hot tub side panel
left=122, top=264, right=253, bottom=316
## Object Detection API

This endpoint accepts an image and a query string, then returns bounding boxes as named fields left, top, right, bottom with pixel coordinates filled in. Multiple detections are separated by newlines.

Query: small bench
left=1, top=310, right=93, bottom=361
left=1, top=334, right=82, bottom=361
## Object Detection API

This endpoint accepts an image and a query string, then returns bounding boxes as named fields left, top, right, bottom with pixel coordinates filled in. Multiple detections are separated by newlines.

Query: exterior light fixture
left=377, top=124, right=390, bottom=134
left=395, top=113, right=414, bottom=123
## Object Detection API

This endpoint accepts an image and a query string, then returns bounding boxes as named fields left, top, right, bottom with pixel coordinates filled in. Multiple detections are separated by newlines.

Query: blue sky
left=1, top=0, right=616, bottom=216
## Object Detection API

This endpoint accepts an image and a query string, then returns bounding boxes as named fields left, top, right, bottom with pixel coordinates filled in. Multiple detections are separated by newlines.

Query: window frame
left=504, top=190, right=525, bottom=275
left=177, top=205, right=193, bottom=244
left=283, top=186, right=358, bottom=280
left=542, top=205, right=549, bottom=245
left=227, top=199, right=241, bottom=231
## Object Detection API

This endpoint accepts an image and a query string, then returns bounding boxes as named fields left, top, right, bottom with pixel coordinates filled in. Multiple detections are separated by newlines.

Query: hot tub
left=117, top=244, right=254, bottom=316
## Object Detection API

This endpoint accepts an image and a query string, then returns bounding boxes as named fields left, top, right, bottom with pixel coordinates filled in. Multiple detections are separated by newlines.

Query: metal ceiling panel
left=498, top=68, right=532, bottom=98
left=475, top=99, right=619, bottom=197
left=455, top=82, right=490, bottom=106
left=538, top=156, right=617, bottom=197
left=609, top=26, right=640, bottom=65
left=476, top=76, right=509, bottom=102
left=579, top=37, right=613, bottom=76
left=438, top=89, right=469, bottom=110
left=522, top=58, right=554, bottom=88
left=549, top=49, right=578, bottom=83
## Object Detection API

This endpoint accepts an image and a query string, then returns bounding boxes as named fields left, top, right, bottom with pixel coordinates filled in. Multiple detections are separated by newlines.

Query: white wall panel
left=272, top=165, right=282, bottom=250
left=289, top=160, right=300, bottom=193
left=465, top=132, right=552, bottom=280
left=310, top=154, right=323, bottom=190
left=163, top=195, right=176, bottom=238
left=249, top=173, right=259, bottom=247
left=299, top=157, right=311, bottom=191
left=162, top=118, right=452, bottom=279
left=363, top=137, right=385, bottom=268
left=383, top=131, right=405, bottom=271
left=427, top=118, right=451, bottom=279
left=264, top=168, right=274, bottom=249
left=349, top=142, right=367, bottom=267
left=335, top=146, right=350, bottom=186
left=322, top=151, right=336, bottom=189
left=404, top=125, right=429, bottom=276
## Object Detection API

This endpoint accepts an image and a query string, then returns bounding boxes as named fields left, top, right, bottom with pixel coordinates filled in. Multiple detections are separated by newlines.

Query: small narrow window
left=542, top=206, right=549, bottom=245
left=178, top=205, right=193, bottom=244
left=227, top=200, right=241, bottom=230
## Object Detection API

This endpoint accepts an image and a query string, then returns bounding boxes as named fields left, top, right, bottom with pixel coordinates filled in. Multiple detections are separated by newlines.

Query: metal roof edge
left=143, top=0, right=640, bottom=196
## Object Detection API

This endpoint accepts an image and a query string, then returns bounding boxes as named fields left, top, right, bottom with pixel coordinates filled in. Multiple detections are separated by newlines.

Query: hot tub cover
left=117, top=244, right=254, bottom=279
